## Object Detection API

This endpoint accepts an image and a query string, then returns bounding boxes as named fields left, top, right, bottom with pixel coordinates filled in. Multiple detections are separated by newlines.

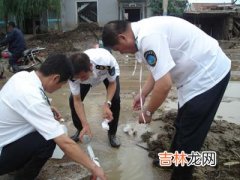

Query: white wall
left=98, top=0, right=118, bottom=26
left=61, top=0, right=78, bottom=32
left=61, top=0, right=119, bottom=31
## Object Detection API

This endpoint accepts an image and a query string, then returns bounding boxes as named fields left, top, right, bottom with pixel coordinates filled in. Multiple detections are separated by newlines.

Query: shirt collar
left=131, top=22, right=140, bottom=50
left=30, top=71, right=44, bottom=90
left=131, top=22, right=143, bottom=63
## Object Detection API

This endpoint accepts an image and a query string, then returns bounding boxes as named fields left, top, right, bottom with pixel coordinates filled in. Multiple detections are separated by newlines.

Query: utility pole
left=163, top=0, right=169, bottom=16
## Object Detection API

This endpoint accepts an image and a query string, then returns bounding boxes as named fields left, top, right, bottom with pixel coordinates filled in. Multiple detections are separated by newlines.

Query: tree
left=0, top=0, right=61, bottom=34
left=148, top=0, right=187, bottom=17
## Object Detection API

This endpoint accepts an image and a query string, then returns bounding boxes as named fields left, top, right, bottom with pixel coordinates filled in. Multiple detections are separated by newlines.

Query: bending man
left=102, top=16, right=231, bottom=180
left=69, top=48, right=121, bottom=148
left=0, top=54, right=106, bottom=180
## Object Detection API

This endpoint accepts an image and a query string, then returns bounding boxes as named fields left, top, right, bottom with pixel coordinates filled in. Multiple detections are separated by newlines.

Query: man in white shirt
left=102, top=16, right=231, bottom=179
left=0, top=54, right=106, bottom=180
left=69, top=48, right=121, bottom=148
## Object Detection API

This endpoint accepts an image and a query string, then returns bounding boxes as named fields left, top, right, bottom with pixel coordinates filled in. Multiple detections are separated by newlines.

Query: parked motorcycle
left=0, top=46, right=45, bottom=78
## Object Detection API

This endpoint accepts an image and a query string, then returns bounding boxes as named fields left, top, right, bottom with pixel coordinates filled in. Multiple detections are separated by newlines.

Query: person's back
left=84, top=48, right=120, bottom=86
left=0, top=22, right=26, bottom=72
left=0, top=71, right=45, bottom=150
left=132, top=16, right=231, bottom=106
left=0, top=22, right=26, bottom=54
left=7, top=27, right=26, bottom=54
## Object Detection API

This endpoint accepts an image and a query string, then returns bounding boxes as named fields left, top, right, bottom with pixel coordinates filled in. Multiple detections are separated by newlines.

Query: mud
left=141, top=110, right=240, bottom=180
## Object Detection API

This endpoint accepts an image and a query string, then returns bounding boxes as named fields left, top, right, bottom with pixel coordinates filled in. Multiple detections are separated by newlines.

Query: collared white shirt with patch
left=69, top=48, right=120, bottom=96
left=0, top=71, right=65, bottom=155
left=132, top=16, right=231, bottom=107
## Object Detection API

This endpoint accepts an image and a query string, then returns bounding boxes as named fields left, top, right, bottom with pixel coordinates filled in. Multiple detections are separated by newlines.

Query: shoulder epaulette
left=95, top=65, right=111, bottom=70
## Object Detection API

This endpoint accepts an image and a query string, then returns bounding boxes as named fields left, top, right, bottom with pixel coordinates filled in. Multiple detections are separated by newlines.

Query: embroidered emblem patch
left=144, top=50, right=157, bottom=67
left=108, top=67, right=115, bottom=76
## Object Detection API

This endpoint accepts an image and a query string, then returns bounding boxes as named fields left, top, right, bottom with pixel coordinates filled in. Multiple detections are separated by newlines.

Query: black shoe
left=108, top=134, right=121, bottom=148
left=71, top=130, right=80, bottom=142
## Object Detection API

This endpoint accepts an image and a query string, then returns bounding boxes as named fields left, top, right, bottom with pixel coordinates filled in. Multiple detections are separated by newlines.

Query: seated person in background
left=0, top=21, right=26, bottom=72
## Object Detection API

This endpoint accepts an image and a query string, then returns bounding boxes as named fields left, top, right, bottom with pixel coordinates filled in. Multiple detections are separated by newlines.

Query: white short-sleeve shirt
left=0, top=71, right=65, bottom=155
left=69, top=48, right=120, bottom=96
left=132, top=16, right=231, bottom=107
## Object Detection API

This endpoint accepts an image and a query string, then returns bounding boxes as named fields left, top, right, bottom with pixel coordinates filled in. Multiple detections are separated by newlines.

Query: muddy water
left=165, top=81, right=240, bottom=125
left=47, top=58, right=240, bottom=179
left=46, top=63, right=170, bottom=179
left=216, top=81, right=240, bottom=125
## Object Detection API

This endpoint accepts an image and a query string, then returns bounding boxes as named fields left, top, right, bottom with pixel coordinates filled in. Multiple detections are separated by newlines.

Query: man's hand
left=133, top=93, right=146, bottom=111
left=51, top=106, right=62, bottom=121
left=138, top=110, right=152, bottom=124
left=90, top=164, right=107, bottom=180
left=102, top=103, right=113, bottom=121
left=79, top=123, right=92, bottom=141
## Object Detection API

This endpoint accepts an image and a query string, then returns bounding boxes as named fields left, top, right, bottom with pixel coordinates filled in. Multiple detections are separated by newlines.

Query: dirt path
left=0, top=29, right=240, bottom=180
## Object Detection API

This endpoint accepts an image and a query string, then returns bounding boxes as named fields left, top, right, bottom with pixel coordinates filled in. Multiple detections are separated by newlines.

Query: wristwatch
left=106, top=100, right=112, bottom=108
left=145, top=110, right=153, bottom=117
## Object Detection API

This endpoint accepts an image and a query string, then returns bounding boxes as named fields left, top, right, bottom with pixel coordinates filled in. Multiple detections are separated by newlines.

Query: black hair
left=8, top=21, right=16, bottom=28
left=102, top=20, right=130, bottom=47
left=69, top=53, right=91, bottom=75
left=39, top=54, right=73, bottom=82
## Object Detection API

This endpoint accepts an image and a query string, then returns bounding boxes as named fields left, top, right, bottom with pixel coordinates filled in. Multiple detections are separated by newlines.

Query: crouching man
left=0, top=54, right=106, bottom=180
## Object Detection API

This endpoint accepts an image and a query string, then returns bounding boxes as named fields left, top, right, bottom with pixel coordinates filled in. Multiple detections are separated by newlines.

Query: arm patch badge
left=144, top=50, right=157, bottom=67
left=108, top=67, right=115, bottom=76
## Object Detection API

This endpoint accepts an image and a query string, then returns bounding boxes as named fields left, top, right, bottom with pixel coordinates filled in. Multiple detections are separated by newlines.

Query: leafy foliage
left=0, top=0, right=60, bottom=22
left=148, top=0, right=187, bottom=17
left=0, top=0, right=5, bottom=18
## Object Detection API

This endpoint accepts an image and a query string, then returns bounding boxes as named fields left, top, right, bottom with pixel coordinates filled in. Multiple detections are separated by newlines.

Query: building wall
left=98, top=0, right=118, bottom=26
left=61, top=0, right=150, bottom=31
left=61, top=0, right=118, bottom=31
left=61, top=0, right=79, bottom=32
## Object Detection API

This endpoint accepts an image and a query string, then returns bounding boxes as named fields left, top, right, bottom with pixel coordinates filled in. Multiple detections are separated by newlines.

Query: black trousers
left=69, top=76, right=121, bottom=135
left=170, top=72, right=230, bottom=180
left=0, top=131, right=56, bottom=180
left=9, top=52, right=22, bottom=65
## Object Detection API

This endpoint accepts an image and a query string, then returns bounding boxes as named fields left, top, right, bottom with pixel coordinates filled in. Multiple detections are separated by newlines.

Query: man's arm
left=103, top=81, right=116, bottom=120
left=146, top=72, right=172, bottom=113
left=138, top=72, right=172, bottom=124
left=73, top=95, right=92, bottom=138
left=142, top=73, right=155, bottom=97
left=106, top=81, right=116, bottom=103
left=133, top=73, right=155, bottom=110
left=54, top=134, right=106, bottom=179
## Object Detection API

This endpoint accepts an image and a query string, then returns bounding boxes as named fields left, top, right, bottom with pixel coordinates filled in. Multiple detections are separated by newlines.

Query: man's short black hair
left=8, top=21, right=16, bottom=28
left=69, top=53, right=91, bottom=75
left=102, top=20, right=130, bottom=47
left=39, top=54, right=73, bottom=82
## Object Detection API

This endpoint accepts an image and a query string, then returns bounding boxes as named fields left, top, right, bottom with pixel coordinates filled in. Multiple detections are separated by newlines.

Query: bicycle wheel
left=32, top=56, right=44, bottom=70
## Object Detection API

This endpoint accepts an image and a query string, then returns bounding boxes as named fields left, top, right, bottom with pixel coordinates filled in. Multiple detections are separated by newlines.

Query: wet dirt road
left=40, top=55, right=240, bottom=180
left=37, top=59, right=170, bottom=180
left=0, top=51, right=239, bottom=180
